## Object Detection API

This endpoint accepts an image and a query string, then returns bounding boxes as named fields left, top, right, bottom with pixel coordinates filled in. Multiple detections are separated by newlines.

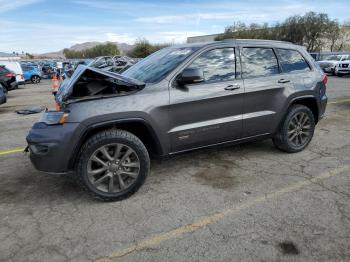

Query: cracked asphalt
left=0, top=76, right=349, bottom=262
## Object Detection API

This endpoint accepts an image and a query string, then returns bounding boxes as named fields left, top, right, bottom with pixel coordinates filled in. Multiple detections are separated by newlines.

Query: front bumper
left=337, top=69, right=350, bottom=75
left=26, top=122, right=82, bottom=173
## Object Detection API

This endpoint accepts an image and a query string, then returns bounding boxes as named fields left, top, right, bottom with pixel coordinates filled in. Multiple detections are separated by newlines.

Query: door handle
left=224, top=84, right=240, bottom=90
left=278, top=79, right=290, bottom=83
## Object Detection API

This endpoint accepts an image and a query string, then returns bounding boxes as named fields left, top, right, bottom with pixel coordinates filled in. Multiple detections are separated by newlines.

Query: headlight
left=40, top=111, right=69, bottom=125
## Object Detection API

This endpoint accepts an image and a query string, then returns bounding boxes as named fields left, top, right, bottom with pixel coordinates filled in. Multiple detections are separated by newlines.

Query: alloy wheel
left=87, top=143, right=140, bottom=193
left=32, top=76, right=40, bottom=84
left=287, top=112, right=311, bottom=147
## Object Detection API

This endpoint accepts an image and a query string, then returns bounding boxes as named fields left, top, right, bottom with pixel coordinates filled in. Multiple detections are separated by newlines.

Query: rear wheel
left=273, top=104, right=315, bottom=153
left=76, top=129, right=150, bottom=201
left=31, top=75, right=41, bottom=84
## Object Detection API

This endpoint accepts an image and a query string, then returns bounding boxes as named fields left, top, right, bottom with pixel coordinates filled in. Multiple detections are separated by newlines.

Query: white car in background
left=335, top=59, right=350, bottom=77
left=0, top=61, right=25, bottom=85
left=317, top=54, right=350, bottom=75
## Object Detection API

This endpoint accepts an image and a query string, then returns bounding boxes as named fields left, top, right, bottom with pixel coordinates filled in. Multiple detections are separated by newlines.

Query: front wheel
left=273, top=105, right=315, bottom=153
left=76, top=129, right=150, bottom=201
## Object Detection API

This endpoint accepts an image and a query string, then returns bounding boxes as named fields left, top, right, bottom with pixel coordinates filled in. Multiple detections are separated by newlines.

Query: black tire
left=273, top=104, right=315, bottom=153
left=31, top=75, right=41, bottom=84
left=336, top=72, right=344, bottom=77
left=76, top=129, right=150, bottom=201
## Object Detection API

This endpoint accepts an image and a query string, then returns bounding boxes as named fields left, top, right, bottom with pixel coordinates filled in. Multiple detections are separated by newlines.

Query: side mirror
left=177, top=68, right=204, bottom=85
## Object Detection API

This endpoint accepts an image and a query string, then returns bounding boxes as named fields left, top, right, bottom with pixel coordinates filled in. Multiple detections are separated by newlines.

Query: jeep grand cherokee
left=26, top=39, right=328, bottom=201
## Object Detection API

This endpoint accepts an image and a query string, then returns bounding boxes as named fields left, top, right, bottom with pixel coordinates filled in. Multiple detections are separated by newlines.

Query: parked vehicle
left=88, top=56, right=115, bottom=71
left=113, top=56, right=139, bottom=73
left=0, top=83, right=7, bottom=105
left=27, top=39, right=328, bottom=201
left=0, top=65, right=18, bottom=91
left=0, top=61, right=25, bottom=85
left=317, top=54, right=350, bottom=75
left=21, top=64, right=42, bottom=83
left=334, top=59, right=350, bottom=76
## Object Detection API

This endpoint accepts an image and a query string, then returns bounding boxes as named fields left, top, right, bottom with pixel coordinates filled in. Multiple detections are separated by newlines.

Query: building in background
left=0, top=52, right=21, bottom=61
left=187, top=33, right=221, bottom=43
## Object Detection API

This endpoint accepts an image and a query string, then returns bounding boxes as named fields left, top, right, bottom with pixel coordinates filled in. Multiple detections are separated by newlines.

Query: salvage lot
left=0, top=77, right=349, bottom=261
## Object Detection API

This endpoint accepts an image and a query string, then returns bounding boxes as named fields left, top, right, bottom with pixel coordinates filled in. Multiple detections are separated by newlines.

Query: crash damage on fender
left=56, top=65, right=145, bottom=106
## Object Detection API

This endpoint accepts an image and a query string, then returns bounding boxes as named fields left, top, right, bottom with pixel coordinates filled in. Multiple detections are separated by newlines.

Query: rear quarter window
left=276, top=49, right=311, bottom=73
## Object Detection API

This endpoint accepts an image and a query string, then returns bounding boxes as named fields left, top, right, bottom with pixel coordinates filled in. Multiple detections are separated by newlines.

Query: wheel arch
left=68, top=118, right=163, bottom=170
left=289, top=96, right=319, bottom=124
left=275, top=95, right=320, bottom=135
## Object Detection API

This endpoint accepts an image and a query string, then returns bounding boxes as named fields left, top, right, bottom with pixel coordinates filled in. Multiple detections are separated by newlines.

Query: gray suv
left=26, top=39, right=328, bottom=201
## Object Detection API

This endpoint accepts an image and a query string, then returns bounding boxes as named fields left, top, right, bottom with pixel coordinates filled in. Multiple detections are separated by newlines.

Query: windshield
left=122, top=47, right=199, bottom=83
left=325, top=55, right=341, bottom=61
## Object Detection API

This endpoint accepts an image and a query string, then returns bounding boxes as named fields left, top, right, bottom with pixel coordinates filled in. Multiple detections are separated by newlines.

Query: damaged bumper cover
left=26, top=122, right=83, bottom=173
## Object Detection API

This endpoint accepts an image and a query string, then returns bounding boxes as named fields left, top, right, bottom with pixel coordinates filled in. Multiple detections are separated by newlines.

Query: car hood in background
left=317, top=60, right=338, bottom=66
left=56, top=65, right=145, bottom=104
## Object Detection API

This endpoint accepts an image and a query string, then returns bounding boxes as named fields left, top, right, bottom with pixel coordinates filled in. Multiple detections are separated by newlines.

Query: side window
left=106, top=57, right=114, bottom=66
left=242, top=47, right=279, bottom=78
left=187, top=48, right=235, bottom=83
left=276, top=49, right=311, bottom=73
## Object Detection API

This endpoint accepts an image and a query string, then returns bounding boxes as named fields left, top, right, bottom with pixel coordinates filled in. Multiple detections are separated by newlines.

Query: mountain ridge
left=37, top=41, right=134, bottom=58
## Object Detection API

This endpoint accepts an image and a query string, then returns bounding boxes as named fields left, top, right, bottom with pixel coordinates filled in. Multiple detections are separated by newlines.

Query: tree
left=127, top=39, right=170, bottom=58
left=326, top=20, right=341, bottom=51
left=127, top=39, right=154, bottom=58
left=215, top=11, right=345, bottom=52
left=25, top=53, right=34, bottom=59
left=63, top=43, right=120, bottom=58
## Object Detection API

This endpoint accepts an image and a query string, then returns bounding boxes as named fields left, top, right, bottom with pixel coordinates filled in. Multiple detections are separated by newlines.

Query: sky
left=0, top=0, right=349, bottom=53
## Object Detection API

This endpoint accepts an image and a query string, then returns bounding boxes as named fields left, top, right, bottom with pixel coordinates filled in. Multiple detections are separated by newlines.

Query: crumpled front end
left=56, top=65, right=145, bottom=107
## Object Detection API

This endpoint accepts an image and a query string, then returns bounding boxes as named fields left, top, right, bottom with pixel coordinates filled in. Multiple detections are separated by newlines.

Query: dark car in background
left=27, top=39, right=328, bottom=201
left=0, top=83, right=7, bottom=105
left=0, top=65, right=18, bottom=91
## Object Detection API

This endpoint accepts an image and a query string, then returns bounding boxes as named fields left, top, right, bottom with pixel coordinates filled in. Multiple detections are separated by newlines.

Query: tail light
left=5, top=73, right=15, bottom=77
left=20, top=74, right=24, bottom=80
left=321, top=74, right=328, bottom=85
left=320, top=74, right=327, bottom=97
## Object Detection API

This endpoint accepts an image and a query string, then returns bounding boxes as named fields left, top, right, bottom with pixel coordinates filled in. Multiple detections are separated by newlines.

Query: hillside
left=37, top=41, right=134, bottom=58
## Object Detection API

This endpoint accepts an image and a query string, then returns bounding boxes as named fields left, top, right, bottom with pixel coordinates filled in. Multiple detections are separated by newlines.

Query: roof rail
left=221, top=38, right=292, bottom=44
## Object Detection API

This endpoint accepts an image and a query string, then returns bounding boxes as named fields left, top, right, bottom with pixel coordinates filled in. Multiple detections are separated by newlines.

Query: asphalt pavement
left=0, top=76, right=349, bottom=262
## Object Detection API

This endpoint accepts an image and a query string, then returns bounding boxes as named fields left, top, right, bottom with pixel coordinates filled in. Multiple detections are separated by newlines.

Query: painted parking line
left=328, top=98, right=350, bottom=104
left=0, top=148, right=25, bottom=156
left=95, top=165, right=350, bottom=262
left=0, top=115, right=39, bottom=122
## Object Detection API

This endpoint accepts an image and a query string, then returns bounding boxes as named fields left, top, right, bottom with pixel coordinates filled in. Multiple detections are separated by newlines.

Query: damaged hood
left=56, top=65, right=145, bottom=103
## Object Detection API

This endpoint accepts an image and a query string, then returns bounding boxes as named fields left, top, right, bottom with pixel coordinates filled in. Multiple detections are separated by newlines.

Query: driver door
left=168, top=46, right=244, bottom=153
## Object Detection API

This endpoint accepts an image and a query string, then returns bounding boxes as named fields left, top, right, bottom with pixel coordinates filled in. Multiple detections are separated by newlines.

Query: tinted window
left=187, top=48, right=235, bottom=82
left=242, top=47, right=279, bottom=78
left=21, top=65, right=30, bottom=71
left=276, top=49, right=310, bottom=73
left=123, top=47, right=198, bottom=83
left=0, top=66, right=10, bottom=73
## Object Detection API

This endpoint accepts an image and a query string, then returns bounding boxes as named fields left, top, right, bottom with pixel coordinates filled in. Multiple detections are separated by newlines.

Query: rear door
left=275, top=48, right=314, bottom=94
left=240, top=46, right=294, bottom=137
left=169, top=46, right=244, bottom=152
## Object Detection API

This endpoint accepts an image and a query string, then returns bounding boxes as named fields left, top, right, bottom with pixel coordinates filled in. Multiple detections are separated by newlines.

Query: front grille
left=342, top=64, right=349, bottom=68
